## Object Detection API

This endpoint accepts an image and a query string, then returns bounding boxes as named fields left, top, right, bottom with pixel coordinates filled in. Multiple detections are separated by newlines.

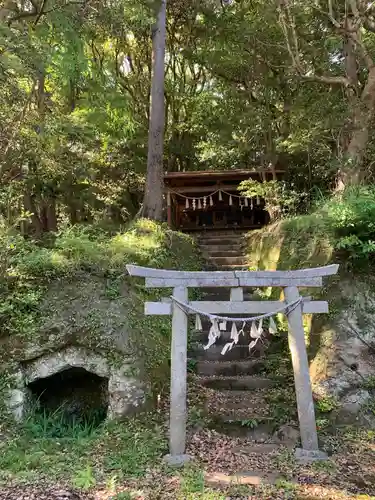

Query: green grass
left=22, top=403, right=106, bottom=439
left=0, top=411, right=166, bottom=486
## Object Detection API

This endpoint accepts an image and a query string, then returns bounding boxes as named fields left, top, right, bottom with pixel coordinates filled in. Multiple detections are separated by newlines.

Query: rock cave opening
left=27, top=367, right=109, bottom=430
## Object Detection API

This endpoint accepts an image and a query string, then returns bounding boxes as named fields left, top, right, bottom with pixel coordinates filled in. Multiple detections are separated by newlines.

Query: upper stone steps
left=187, top=228, right=293, bottom=445
left=196, top=229, right=248, bottom=264
left=198, top=375, right=275, bottom=391
left=199, top=238, right=245, bottom=247
left=195, top=229, right=248, bottom=238
left=209, top=256, right=247, bottom=265
left=200, top=248, right=245, bottom=258
left=204, top=388, right=272, bottom=421
left=196, top=359, right=265, bottom=377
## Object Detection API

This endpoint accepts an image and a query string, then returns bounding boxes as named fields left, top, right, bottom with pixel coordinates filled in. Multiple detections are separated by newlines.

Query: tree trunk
left=140, top=0, right=167, bottom=221
left=338, top=67, right=375, bottom=189
left=23, top=193, right=43, bottom=237
left=40, top=198, right=58, bottom=232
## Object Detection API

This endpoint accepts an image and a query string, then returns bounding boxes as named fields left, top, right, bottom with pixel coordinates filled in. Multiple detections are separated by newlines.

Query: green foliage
left=239, top=180, right=301, bottom=219
left=23, top=405, right=104, bottom=440
left=110, top=493, right=133, bottom=500
left=310, top=459, right=337, bottom=474
left=102, top=419, right=165, bottom=479
left=316, top=418, right=330, bottom=431
left=179, top=465, right=205, bottom=496
left=265, top=386, right=297, bottom=425
left=362, top=376, right=375, bottom=391
left=0, top=219, right=202, bottom=395
left=2, top=0, right=375, bottom=236
left=0, top=413, right=165, bottom=485
left=315, top=396, right=339, bottom=414
left=322, top=187, right=375, bottom=262
left=72, top=465, right=97, bottom=490
left=240, top=418, right=259, bottom=429
left=188, top=406, right=210, bottom=428
left=248, top=186, right=375, bottom=272
left=187, top=359, right=198, bottom=373
left=274, top=479, right=297, bottom=494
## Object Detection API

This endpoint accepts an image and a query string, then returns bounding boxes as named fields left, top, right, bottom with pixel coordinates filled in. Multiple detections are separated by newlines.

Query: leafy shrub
left=72, top=465, right=97, bottom=490
left=239, top=179, right=301, bottom=219
left=322, top=186, right=375, bottom=262
left=250, top=186, right=375, bottom=269
left=315, top=396, right=339, bottom=413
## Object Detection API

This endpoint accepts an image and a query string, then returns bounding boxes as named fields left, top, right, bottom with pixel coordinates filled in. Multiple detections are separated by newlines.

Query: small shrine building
left=164, top=169, right=282, bottom=232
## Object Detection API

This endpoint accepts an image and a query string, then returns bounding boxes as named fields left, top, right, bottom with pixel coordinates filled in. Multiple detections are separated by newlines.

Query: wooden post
left=165, top=285, right=190, bottom=466
left=230, top=287, right=243, bottom=301
left=284, top=286, right=325, bottom=459
left=166, top=191, right=172, bottom=227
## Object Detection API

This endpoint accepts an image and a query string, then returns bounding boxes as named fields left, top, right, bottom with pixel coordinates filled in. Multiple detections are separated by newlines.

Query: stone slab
left=163, top=454, right=191, bottom=467
left=190, top=343, right=252, bottom=358
left=233, top=443, right=281, bottom=455
left=199, top=375, right=274, bottom=391
left=205, top=470, right=284, bottom=487
left=295, top=448, right=328, bottom=462
left=196, top=359, right=265, bottom=377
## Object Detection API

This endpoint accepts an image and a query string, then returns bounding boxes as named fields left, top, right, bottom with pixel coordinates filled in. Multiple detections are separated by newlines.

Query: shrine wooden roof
left=164, top=168, right=284, bottom=189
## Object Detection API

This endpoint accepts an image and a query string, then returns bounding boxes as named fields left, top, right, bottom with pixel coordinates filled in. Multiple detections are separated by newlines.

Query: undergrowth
left=0, top=218, right=202, bottom=394
left=248, top=186, right=375, bottom=271
left=23, top=403, right=106, bottom=439
left=0, top=411, right=166, bottom=487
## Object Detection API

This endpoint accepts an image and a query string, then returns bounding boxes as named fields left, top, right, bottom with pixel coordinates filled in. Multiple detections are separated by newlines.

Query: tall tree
left=279, top=0, right=375, bottom=188
left=141, top=0, right=167, bottom=220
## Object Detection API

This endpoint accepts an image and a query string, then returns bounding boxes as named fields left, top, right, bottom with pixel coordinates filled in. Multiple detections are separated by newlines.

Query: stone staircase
left=188, top=230, right=299, bottom=451
left=196, top=229, right=248, bottom=270
left=188, top=288, right=293, bottom=447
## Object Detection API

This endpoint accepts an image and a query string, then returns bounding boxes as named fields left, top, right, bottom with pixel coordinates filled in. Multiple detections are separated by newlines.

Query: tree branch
left=348, top=26, right=374, bottom=69
left=9, top=0, right=86, bottom=23
left=363, top=16, right=375, bottom=32
left=33, top=0, right=47, bottom=26
left=279, top=0, right=350, bottom=86
left=328, top=0, right=342, bottom=28
left=343, top=1, right=375, bottom=69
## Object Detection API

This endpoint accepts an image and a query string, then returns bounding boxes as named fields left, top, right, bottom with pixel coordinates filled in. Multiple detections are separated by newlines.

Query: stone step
left=199, top=240, right=245, bottom=251
left=202, top=249, right=245, bottom=258
left=205, top=470, right=284, bottom=487
left=196, top=359, right=265, bottom=377
left=198, top=375, right=275, bottom=391
left=199, top=290, right=256, bottom=301
left=211, top=420, right=276, bottom=440
left=189, top=343, right=254, bottom=360
left=232, top=443, right=282, bottom=455
left=209, top=256, right=248, bottom=266
left=217, top=413, right=274, bottom=424
left=204, top=389, right=272, bottom=420
left=196, top=230, right=247, bottom=237
left=198, top=237, right=245, bottom=246
left=200, top=243, right=243, bottom=250
left=220, top=264, right=249, bottom=270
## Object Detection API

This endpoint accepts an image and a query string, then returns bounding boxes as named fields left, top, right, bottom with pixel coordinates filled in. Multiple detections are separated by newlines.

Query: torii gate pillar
left=126, top=264, right=339, bottom=465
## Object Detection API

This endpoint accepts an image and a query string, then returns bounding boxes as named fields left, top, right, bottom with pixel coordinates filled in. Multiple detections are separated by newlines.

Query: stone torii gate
left=126, top=264, right=339, bottom=465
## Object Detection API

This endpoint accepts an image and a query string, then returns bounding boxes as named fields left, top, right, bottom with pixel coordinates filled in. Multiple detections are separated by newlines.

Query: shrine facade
left=164, top=169, right=282, bottom=231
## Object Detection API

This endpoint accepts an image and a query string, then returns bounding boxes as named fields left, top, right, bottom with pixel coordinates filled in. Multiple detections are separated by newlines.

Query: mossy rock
left=245, top=218, right=375, bottom=427
left=0, top=220, right=203, bottom=421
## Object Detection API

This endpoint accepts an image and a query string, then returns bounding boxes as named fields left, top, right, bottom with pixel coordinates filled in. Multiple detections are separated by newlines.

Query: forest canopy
left=1, top=0, right=375, bottom=234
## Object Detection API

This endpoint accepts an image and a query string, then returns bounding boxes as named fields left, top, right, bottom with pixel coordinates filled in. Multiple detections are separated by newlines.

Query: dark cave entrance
left=27, top=367, right=109, bottom=430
